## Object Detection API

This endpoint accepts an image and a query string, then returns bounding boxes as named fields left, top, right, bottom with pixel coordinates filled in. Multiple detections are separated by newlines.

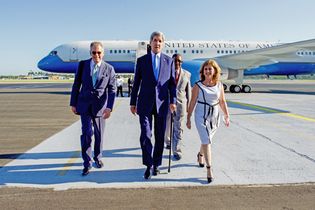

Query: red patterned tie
left=175, top=70, right=179, bottom=85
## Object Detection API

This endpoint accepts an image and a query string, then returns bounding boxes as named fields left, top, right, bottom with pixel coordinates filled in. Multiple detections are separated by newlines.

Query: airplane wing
left=214, top=38, right=315, bottom=70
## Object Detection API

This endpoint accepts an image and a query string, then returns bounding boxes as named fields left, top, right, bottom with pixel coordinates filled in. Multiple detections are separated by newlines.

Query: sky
left=1, top=0, right=315, bottom=75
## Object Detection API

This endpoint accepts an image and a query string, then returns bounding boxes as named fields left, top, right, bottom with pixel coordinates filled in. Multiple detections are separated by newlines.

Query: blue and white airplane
left=38, top=39, right=315, bottom=93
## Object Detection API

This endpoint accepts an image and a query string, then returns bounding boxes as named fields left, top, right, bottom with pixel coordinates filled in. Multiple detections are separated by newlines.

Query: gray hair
left=150, top=31, right=165, bottom=42
left=90, top=41, right=104, bottom=50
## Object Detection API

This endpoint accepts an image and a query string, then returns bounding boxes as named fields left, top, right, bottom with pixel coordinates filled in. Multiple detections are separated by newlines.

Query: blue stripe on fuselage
left=245, top=63, right=315, bottom=75
left=38, top=55, right=315, bottom=77
left=37, top=55, right=135, bottom=74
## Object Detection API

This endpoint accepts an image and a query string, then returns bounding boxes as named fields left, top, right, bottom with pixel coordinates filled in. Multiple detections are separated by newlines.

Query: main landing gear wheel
left=229, top=85, right=242, bottom=93
left=223, top=84, right=227, bottom=91
left=241, top=85, right=251, bottom=93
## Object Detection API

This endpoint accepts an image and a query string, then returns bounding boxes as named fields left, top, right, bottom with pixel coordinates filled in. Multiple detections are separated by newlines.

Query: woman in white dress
left=186, top=59, right=230, bottom=183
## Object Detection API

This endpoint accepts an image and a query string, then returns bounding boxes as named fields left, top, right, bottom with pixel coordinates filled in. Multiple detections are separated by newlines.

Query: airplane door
left=133, top=41, right=150, bottom=72
left=136, top=41, right=149, bottom=59
left=70, top=46, right=78, bottom=61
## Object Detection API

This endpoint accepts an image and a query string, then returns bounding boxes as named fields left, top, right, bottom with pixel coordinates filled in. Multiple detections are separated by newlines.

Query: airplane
left=38, top=39, right=315, bottom=93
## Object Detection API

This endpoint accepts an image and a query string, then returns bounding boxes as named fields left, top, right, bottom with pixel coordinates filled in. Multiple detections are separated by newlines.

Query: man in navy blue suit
left=70, top=41, right=116, bottom=176
left=130, top=31, right=177, bottom=179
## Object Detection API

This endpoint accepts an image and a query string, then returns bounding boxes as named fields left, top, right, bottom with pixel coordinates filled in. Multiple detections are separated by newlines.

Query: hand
left=169, top=103, right=176, bottom=113
left=186, top=119, right=191, bottom=129
left=103, top=108, right=111, bottom=119
left=224, top=115, right=230, bottom=127
left=71, top=106, right=78, bottom=115
left=130, top=105, right=137, bottom=115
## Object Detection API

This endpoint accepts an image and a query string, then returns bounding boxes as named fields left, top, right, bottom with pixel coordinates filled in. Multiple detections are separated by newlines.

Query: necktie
left=175, top=70, right=179, bottom=85
left=153, top=54, right=159, bottom=80
left=92, top=64, right=98, bottom=87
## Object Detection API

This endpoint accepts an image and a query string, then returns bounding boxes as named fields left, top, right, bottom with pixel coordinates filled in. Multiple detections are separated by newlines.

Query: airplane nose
left=37, top=56, right=50, bottom=71
left=37, top=53, right=78, bottom=73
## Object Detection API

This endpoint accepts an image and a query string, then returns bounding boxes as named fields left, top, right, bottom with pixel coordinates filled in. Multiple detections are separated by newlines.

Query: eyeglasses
left=175, top=59, right=183, bottom=63
left=92, top=51, right=102, bottom=55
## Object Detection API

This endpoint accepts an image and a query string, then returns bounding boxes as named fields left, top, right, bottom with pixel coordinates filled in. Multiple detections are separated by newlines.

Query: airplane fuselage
left=38, top=39, right=315, bottom=93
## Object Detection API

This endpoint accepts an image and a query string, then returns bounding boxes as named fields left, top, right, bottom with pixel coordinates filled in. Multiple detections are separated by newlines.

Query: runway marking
left=57, top=151, right=80, bottom=176
left=228, top=101, right=315, bottom=122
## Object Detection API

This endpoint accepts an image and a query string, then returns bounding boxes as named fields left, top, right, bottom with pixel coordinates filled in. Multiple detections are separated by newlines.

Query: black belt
left=197, top=101, right=219, bottom=107
left=197, top=100, right=219, bottom=128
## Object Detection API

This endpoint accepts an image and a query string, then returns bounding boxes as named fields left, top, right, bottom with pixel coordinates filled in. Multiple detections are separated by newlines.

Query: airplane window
left=114, top=50, right=117, bottom=53
left=110, top=50, right=113, bottom=53
left=234, top=50, right=236, bottom=53
left=217, top=50, right=220, bottom=54
left=225, top=50, right=228, bottom=54
left=221, top=50, right=224, bottom=53
left=183, top=50, right=186, bottom=54
left=166, top=50, right=169, bottom=53
left=175, top=50, right=178, bottom=53
left=123, top=50, right=126, bottom=53
left=118, top=50, right=121, bottom=53
left=200, top=50, right=203, bottom=53
left=170, top=50, right=173, bottom=53
left=196, top=50, right=199, bottom=53
left=230, top=50, right=232, bottom=53
left=192, top=50, right=194, bottom=53
left=301, top=52, right=304, bottom=55
left=313, top=52, right=315, bottom=55
left=127, top=50, right=130, bottom=53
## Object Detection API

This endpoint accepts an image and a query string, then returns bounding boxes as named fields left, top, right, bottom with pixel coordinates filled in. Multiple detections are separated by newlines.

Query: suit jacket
left=70, top=59, right=116, bottom=117
left=130, top=53, right=176, bottom=116
left=176, top=68, right=191, bottom=114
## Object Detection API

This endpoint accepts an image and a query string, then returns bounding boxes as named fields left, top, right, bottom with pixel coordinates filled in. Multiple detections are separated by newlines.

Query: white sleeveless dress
left=194, top=81, right=221, bottom=144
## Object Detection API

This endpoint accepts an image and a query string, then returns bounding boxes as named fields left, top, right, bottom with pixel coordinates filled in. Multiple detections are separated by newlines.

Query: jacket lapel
left=177, top=68, right=183, bottom=87
left=158, top=53, right=166, bottom=81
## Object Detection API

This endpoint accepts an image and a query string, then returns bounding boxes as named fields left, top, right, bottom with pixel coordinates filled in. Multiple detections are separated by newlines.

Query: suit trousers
left=80, top=109, right=105, bottom=168
left=165, top=107, right=185, bottom=155
left=139, top=108, right=167, bottom=167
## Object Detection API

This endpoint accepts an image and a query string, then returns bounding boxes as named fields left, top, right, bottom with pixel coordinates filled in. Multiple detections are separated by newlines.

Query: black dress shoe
left=82, top=166, right=91, bottom=176
left=174, top=153, right=182, bottom=160
left=144, top=166, right=151, bottom=179
left=152, top=166, right=160, bottom=176
left=94, top=159, right=104, bottom=168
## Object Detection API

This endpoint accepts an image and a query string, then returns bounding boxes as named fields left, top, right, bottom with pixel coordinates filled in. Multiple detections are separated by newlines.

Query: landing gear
left=229, top=85, right=242, bottom=93
left=241, top=85, right=251, bottom=93
left=225, top=84, right=252, bottom=93
left=223, top=84, right=227, bottom=91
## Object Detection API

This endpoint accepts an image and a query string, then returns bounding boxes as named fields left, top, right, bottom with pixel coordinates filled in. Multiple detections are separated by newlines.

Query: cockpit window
left=49, top=51, right=57, bottom=56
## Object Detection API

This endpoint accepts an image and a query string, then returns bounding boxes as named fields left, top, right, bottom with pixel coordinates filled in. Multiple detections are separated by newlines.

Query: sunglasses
left=92, top=51, right=102, bottom=55
left=175, top=59, right=183, bottom=63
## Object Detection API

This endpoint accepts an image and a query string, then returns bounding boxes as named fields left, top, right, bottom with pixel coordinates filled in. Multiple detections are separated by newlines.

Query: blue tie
left=92, top=64, right=98, bottom=87
left=153, top=54, right=159, bottom=80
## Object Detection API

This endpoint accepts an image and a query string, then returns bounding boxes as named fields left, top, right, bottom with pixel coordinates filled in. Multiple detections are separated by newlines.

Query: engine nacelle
left=220, top=67, right=244, bottom=84
left=220, top=67, right=229, bottom=80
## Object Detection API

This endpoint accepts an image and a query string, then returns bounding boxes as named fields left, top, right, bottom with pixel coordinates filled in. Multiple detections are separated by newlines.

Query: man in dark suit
left=70, top=41, right=116, bottom=176
left=130, top=31, right=176, bottom=179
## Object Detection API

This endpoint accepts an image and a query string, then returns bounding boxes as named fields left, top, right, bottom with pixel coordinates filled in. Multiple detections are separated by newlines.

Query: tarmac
left=1, top=82, right=315, bottom=190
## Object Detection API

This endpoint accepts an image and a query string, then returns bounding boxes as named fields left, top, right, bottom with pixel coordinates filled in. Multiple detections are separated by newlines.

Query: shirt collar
left=151, top=51, right=161, bottom=59
left=91, top=60, right=101, bottom=68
